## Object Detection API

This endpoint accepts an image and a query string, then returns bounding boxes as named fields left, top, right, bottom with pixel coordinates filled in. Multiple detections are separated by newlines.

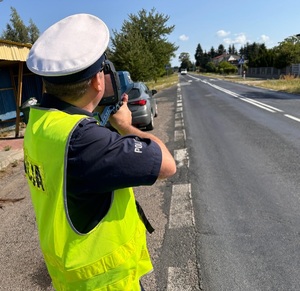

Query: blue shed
left=0, top=40, right=42, bottom=137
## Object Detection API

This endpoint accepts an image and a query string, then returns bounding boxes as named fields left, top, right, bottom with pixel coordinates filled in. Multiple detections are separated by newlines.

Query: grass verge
left=146, top=73, right=178, bottom=91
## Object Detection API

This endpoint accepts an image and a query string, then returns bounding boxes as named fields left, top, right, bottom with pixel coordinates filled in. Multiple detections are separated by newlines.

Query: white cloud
left=217, top=32, right=248, bottom=48
left=179, top=34, right=189, bottom=41
left=223, top=38, right=232, bottom=45
left=216, top=30, right=231, bottom=37
left=259, top=34, right=270, bottom=43
left=216, top=31, right=273, bottom=49
left=234, top=33, right=247, bottom=46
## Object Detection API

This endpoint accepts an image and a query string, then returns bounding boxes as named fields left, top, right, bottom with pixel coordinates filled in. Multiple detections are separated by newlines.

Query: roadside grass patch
left=146, top=73, right=178, bottom=91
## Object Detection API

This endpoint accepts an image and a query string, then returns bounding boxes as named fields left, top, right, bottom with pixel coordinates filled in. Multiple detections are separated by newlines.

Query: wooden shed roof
left=0, top=39, right=31, bottom=64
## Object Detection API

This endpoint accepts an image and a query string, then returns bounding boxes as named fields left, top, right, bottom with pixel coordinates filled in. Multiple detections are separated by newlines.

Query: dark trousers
left=140, top=282, right=145, bottom=291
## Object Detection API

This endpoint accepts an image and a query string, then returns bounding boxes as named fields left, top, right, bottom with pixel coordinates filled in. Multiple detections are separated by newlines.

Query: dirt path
left=0, top=162, right=54, bottom=290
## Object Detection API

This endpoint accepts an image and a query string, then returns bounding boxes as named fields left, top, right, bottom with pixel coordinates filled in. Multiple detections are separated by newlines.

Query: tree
left=209, top=46, right=217, bottom=59
left=202, top=51, right=212, bottom=70
left=217, top=44, right=226, bottom=56
left=1, top=7, right=39, bottom=44
left=273, top=36, right=300, bottom=68
left=252, top=44, right=274, bottom=67
left=179, top=52, right=192, bottom=69
left=240, top=42, right=275, bottom=68
left=194, top=44, right=211, bottom=70
left=110, top=8, right=178, bottom=81
left=194, top=43, right=204, bottom=68
left=28, top=19, right=40, bottom=43
left=228, top=44, right=237, bottom=55
left=232, top=44, right=237, bottom=54
left=111, top=29, right=154, bottom=81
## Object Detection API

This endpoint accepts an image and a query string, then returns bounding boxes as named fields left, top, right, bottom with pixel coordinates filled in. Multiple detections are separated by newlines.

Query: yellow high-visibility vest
left=24, top=107, right=153, bottom=290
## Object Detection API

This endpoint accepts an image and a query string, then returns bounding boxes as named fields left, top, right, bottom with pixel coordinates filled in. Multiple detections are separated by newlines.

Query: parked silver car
left=127, top=82, right=158, bottom=130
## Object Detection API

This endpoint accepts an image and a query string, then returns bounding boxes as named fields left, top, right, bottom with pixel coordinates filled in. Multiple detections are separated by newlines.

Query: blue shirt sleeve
left=67, top=118, right=162, bottom=194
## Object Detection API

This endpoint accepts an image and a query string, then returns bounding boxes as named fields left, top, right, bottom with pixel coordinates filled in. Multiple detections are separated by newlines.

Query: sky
left=0, top=0, right=300, bottom=67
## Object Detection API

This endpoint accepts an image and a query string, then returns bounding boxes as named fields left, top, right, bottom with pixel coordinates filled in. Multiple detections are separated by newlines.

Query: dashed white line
left=169, top=183, right=194, bottom=229
left=176, top=106, right=183, bottom=113
left=174, top=148, right=189, bottom=168
left=166, top=83, right=199, bottom=291
left=175, top=112, right=183, bottom=119
left=175, top=119, right=184, bottom=128
left=174, top=129, right=185, bottom=141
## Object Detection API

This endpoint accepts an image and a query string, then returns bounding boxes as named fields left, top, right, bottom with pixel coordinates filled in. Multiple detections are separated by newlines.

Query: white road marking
left=169, top=184, right=194, bottom=229
left=174, top=148, right=189, bottom=168
left=188, top=74, right=285, bottom=113
left=175, top=112, right=183, bottom=119
left=176, top=105, right=183, bottom=113
left=174, top=130, right=185, bottom=141
left=284, top=114, right=300, bottom=123
left=208, top=83, right=283, bottom=113
left=175, top=119, right=183, bottom=128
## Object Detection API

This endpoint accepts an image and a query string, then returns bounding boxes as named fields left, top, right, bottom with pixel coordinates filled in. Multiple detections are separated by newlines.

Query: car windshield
left=127, top=88, right=140, bottom=100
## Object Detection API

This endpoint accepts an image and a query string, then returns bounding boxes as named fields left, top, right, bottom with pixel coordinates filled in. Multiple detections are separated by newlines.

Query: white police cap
left=26, top=13, right=109, bottom=83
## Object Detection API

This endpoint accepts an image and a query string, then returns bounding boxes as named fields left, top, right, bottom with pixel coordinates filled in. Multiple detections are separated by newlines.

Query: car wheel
left=145, top=112, right=154, bottom=131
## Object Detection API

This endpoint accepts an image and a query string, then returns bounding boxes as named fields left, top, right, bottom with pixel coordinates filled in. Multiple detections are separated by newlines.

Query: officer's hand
left=109, top=94, right=132, bottom=132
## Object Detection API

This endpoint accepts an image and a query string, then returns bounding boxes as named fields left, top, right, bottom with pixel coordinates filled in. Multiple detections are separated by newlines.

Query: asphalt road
left=181, top=74, right=300, bottom=290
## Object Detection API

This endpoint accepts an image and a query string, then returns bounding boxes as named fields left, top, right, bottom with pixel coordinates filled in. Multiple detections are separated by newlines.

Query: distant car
left=181, top=69, right=187, bottom=75
left=127, top=82, right=158, bottom=130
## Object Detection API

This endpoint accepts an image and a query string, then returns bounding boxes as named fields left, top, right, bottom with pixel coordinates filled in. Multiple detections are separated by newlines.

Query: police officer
left=25, top=14, right=176, bottom=291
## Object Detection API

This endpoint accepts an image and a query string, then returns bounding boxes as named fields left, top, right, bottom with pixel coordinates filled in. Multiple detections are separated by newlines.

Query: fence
left=247, top=64, right=300, bottom=79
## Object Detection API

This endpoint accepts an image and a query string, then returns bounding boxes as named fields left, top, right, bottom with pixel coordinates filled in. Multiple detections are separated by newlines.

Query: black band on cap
left=43, top=54, right=106, bottom=84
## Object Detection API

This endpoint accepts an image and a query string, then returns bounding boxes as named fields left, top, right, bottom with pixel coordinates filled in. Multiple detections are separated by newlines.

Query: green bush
left=206, top=61, right=216, bottom=73
left=217, top=61, right=238, bottom=74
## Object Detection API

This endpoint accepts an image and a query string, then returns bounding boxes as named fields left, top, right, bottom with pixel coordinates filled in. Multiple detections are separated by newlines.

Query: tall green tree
left=1, top=7, right=39, bottom=44
left=27, top=19, right=40, bottom=43
left=194, top=43, right=203, bottom=68
left=210, top=46, right=216, bottom=58
left=217, top=44, right=226, bottom=56
left=111, top=29, right=154, bottom=81
left=110, top=8, right=178, bottom=81
left=228, top=44, right=237, bottom=54
left=202, top=51, right=211, bottom=70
